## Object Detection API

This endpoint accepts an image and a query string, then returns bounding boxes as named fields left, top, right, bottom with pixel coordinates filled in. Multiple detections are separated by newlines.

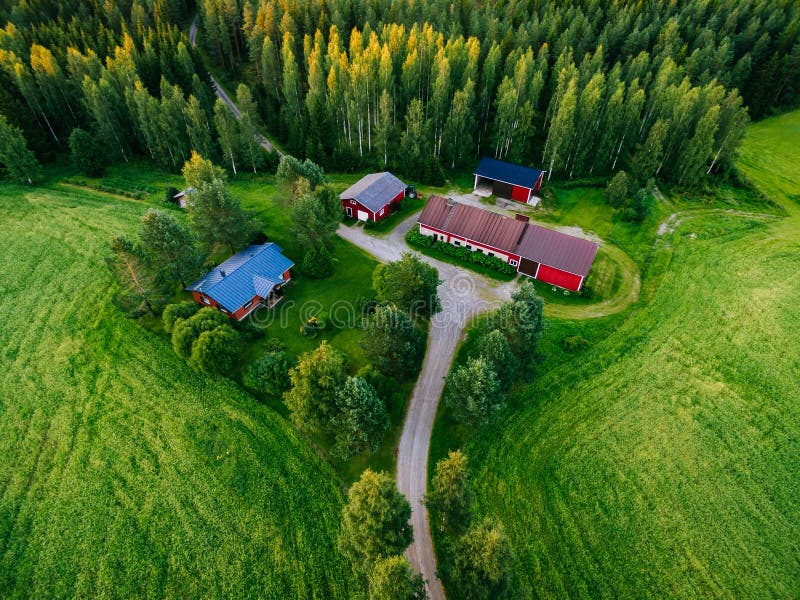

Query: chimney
left=220, top=269, right=226, bottom=277
left=515, top=214, right=530, bottom=222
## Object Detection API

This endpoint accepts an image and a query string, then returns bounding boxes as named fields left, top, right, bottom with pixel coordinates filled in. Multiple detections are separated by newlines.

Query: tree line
left=200, top=0, right=798, bottom=184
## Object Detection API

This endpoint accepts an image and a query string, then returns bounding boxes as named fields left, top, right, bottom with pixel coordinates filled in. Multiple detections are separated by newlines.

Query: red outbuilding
left=418, top=195, right=599, bottom=291
left=473, top=157, right=545, bottom=204
left=340, top=172, right=407, bottom=222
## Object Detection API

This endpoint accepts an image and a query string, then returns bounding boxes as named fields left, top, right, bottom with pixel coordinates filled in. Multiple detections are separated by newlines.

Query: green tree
left=290, top=188, right=339, bottom=250
left=332, top=376, right=390, bottom=460
left=107, top=235, right=162, bottom=315
left=276, top=154, right=325, bottom=190
left=184, top=95, right=216, bottom=160
left=138, top=209, right=202, bottom=288
left=490, top=280, right=546, bottom=360
left=361, top=305, right=425, bottom=380
left=302, top=245, right=335, bottom=278
left=0, top=113, right=41, bottom=184
left=472, top=329, right=517, bottom=389
left=214, top=98, right=242, bottom=175
left=186, top=178, right=254, bottom=254
left=426, top=449, right=472, bottom=535
left=444, top=358, right=503, bottom=425
left=632, top=119, right=668, bottom=184
left=605, top=170, right=630, bottom=208
left=284, top=340, right=347, bottom=432
left=171, top=307, right=228, bottom=359
left=182, top=151, right=226, bottom=190
left=373, top=254, right=441, bottom=317
left=678, top=104, right=720, bottom=186
left=162, top=301, right=201, bottom=333
left=243, top=351, right=294, bottom=396
left=236, top=83, right=264, bottom=173
left=450, top=520, right=512, bottom=600
left=368, top=555, right=427, bottom=600
left=188, top=324, right=240, bottom=374
left=338, top=469, right=413, bottom=574
left=68, top=127, right=105, bottom=176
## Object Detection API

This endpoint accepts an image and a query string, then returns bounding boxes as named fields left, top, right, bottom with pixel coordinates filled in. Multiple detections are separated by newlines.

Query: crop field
left=459, top=112, right=800, bottom=597
left=0, top=185, right=363, bottom=597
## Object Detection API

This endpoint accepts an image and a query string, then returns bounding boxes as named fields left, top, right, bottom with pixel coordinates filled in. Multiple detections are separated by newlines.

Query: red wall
left=342, top=192, right=403, bottom=222
left=536, top=264, right=582, bottom=291
left=232, top=294, right=262, bottom=320
left=532, top=172, right=544, bottom=193
left=511, top=185, right=530, bottom=202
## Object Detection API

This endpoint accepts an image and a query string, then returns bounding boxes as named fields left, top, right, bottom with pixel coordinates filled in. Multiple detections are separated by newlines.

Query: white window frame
left=509, top=259, right=518, bottom=267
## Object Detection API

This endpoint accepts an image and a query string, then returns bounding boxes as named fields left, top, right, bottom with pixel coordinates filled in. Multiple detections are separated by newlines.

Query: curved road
left=188, top=16, right=284, bottom=157
left=339, top=214, right=516, bottom=599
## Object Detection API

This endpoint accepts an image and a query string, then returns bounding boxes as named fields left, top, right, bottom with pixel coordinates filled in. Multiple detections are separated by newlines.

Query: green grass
left=0, top=184, right=363, bottom=598
left=435, top=111, right=800, bottom=597
left=359, top=195, right=426, bottom=234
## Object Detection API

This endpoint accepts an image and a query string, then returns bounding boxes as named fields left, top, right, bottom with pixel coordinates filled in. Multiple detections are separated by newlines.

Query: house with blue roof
left=186, top=243, right=294, bottom=321
left=340, top=172, right=407, bottom=222
left=473, top=157, right=545, bottom=204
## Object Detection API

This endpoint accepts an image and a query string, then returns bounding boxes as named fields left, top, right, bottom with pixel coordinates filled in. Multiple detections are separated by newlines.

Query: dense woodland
left=0, top=0, right=799, bottom=185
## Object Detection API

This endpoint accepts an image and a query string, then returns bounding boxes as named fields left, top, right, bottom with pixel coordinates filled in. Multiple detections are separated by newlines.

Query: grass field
left=440, top=112, right=800, bottom=597
left=0, top=185, right=364, bottom=597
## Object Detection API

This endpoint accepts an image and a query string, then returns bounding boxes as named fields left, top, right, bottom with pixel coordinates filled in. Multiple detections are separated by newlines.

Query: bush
left=188, top=324, right=240, bottom=374
left=561, top=335, right=589, bottom=353
left=69, top=128, right=106, bottom=177
left=162, top=301, right=201, bottom=333
left=302, top=246, right=335, bottom=278
left=165, top=186, right=180, bottom=205
left=243, top=351, right=294, bottom=396
left=405, top=226, right=518, bottom=276
left=171, top=307, right=228, bottom=358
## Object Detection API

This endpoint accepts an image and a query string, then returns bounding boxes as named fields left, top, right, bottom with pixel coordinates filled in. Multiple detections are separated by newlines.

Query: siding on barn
left=419, top=224, right=520, bottom=263
left=535, top=264, right=583, bottom=291
left=511, top=185, right=531, bottom=202
left=532, top=172, right=544, bottom=193
left=341, top=190, right=403, bottom=222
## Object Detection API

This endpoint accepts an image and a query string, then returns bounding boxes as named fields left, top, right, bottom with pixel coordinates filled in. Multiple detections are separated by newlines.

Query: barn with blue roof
left=473, top=157, right=545, bottom=204
left=186, top=243, right=294, bottom=320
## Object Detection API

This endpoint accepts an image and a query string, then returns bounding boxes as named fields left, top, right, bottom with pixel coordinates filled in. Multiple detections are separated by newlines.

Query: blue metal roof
left=339, top=172, right=406, bottom=212
left=186, top=243, right=294, bottom=311
left=474, top=157, right=544, bottom=189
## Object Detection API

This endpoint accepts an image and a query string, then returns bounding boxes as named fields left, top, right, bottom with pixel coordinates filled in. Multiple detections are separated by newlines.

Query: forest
left=0, top=0, right=798, bottom=185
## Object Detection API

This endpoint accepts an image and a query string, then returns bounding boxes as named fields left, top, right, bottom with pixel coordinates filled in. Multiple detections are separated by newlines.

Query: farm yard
left=0, top=184, right=364, bottom=597
left=438, top=111, right=800, bottom=597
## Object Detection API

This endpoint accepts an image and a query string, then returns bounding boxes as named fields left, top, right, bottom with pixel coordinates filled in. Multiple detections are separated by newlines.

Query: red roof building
left=418, top=196, right=599, bottom=291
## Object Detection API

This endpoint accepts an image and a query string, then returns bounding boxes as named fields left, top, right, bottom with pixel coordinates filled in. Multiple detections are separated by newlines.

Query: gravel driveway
left=338, top=214, right=515, bottom=599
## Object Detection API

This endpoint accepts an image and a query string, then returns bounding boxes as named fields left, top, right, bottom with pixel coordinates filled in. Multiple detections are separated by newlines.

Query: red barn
left=186, top=243, right=294, bottom=321
left=340, top=172, right=406, bottom=222
left=418, top=196, right=599, bottom=292
left=473, top=157, right=545, bottom=204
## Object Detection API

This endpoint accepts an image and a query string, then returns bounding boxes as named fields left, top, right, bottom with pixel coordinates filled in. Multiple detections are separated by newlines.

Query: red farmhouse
left=186, top=243, right=294, bottom=321
left=418, top=196, right=599, bottom=291
left=340, top=172, right=406, bottom=222
left=473, top=157, right=545, bottom=204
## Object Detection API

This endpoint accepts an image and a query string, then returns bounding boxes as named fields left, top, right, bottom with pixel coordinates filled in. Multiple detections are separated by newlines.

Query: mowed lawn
left=465, top=112, right=800, bottom=598
left=0, top=186, right=363, bottom=597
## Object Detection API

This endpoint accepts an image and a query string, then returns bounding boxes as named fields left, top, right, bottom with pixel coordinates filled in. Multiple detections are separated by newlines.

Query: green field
left=449, top=112, right=800, bottom=597
left=0, top=185, right=364, bottom=597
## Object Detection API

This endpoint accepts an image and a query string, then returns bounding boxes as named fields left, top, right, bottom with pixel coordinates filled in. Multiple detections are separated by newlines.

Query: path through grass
left=459, top=112, right=800, bottom=597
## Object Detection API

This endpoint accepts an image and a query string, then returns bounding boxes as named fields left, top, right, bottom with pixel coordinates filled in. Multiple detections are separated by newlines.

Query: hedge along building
left=186, top=243, right=294, bottom=320
left=339, top=171, right=407, bottom=222
left=418, top=196, right=599, bottom=291
left=473, top=157, right=545, bottom=204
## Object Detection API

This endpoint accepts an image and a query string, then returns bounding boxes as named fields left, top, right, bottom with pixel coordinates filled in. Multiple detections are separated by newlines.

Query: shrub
left=171, top=307, right=228, bottom=358
left=188, top=324, right=240, bottom=375
left=243, top=351, right=294, bottom=396
left=302, top=246, right=335, bottom=278
left=405, top=226, right=518, bottom=275
left=165, top=186, right=180, bottom=205
left=162, top=301, right=201, bottom=333
left=561, top=335, right=589, bottom=353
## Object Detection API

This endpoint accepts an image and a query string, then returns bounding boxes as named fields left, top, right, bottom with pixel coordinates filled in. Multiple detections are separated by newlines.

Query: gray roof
left=516, top=224, right=599, bottom=277
left=339, top=172, right=406, bottom=212
left=186, top=243, right=294, bottom=311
